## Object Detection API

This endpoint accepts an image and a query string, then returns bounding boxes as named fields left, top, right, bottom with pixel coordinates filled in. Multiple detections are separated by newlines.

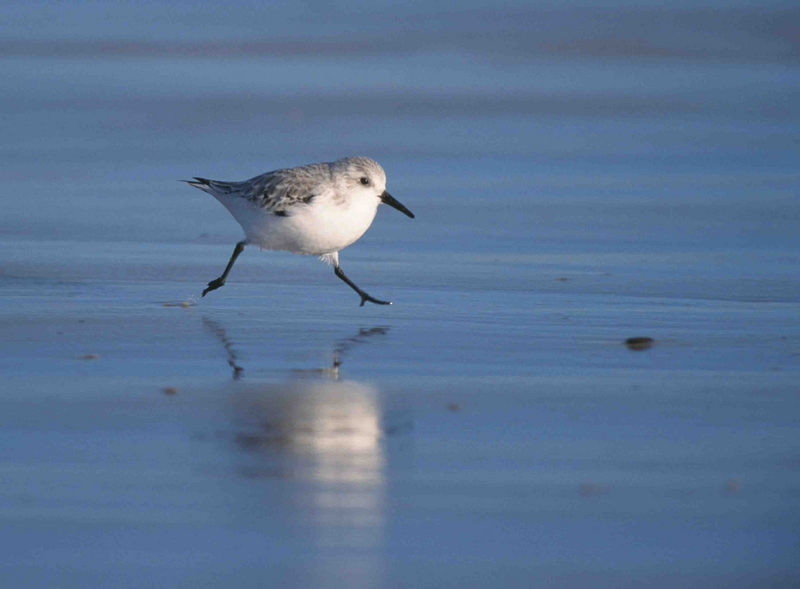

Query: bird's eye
left=359, top=177, right=369, bottom=185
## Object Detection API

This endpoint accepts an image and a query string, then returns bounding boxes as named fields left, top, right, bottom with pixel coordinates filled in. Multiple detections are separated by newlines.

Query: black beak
left=380, top=190, right=415, bottom=219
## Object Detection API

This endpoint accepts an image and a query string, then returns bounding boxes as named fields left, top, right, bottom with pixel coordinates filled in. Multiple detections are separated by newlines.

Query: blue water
left=2, top=1, right=800, bottom=586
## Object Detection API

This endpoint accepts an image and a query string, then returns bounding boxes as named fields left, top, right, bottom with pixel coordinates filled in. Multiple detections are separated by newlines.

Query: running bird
left=185, top=156, right=414, bottom=306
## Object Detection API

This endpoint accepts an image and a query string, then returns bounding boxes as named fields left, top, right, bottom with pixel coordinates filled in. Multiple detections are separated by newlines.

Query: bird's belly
left=247, top=202, right=377, bottom=255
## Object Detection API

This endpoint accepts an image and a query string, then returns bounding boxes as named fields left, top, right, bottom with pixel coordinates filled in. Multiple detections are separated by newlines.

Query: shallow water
left=2, top=1, right=800, bottom=586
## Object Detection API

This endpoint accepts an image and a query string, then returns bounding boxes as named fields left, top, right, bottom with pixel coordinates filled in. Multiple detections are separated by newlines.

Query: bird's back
left=187, top=162, right=330, bottom=213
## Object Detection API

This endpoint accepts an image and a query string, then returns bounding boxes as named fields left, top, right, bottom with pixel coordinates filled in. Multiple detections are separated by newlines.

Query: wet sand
left=2, top=1, right=800, bottom=586
left=3, top=239, right=799, bottom=586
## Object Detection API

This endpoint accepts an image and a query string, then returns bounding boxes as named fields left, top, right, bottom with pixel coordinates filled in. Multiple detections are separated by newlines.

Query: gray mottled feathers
left=188, top=163, right=328, bottom=215
left=186, top=157, right=386, bottom=216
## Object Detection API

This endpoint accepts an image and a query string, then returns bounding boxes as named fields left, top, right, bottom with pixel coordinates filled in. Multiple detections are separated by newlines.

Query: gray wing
left=192, top=162, right=330, bottom=216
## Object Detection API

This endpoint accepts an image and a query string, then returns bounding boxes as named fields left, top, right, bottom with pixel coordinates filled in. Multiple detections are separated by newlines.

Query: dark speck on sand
left=625, top=336, right=654, bottom=350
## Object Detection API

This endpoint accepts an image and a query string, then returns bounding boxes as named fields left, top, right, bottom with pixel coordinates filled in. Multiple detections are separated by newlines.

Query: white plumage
left=186, top=156, right=414, bottom=306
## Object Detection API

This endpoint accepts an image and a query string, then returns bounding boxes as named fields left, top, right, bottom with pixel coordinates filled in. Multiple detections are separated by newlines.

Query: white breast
left=237, top=191, right=380, bottom=255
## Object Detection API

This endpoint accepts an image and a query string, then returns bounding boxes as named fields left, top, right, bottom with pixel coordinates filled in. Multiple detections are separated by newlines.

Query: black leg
left=203, top=241, right=245, bottom=297
left=334, top=265, right=391, bottom=306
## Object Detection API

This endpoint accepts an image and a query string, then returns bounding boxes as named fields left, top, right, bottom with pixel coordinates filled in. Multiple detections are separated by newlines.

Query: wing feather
left=186, top=162, right=330, bottom=216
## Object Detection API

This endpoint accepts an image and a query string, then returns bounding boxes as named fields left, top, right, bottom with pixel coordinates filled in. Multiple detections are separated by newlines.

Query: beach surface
left=2, top=1, right=799, bottom=586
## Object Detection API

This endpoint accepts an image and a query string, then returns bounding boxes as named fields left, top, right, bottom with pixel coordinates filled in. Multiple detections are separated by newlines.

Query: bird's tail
left=183, top=177, right=240, bottom=196
left=183, top=177, right=213, bottom=192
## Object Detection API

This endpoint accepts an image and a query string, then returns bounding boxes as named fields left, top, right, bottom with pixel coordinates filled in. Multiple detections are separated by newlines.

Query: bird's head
left=334, top=156, right=415, bottom=219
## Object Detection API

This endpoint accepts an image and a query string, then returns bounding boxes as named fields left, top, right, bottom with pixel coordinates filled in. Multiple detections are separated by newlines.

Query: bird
left=185, top=156, right=414, bottom=306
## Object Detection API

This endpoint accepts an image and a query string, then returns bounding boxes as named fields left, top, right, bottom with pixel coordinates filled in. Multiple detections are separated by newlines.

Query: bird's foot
left=359, top=293, right=392, bottom=306
left=202, top=277, right=225, bottom=297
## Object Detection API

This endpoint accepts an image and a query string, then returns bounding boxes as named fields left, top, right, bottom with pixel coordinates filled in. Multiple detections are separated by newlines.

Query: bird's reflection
left=202, top=317, right=244, bottom=380
left=202, top=317, right=392, bottom=536
left=202, top=317, right=389, bottom=385
left=291, top=326, right=389, bottom=380
left=232, top=380, right=384, bottom=486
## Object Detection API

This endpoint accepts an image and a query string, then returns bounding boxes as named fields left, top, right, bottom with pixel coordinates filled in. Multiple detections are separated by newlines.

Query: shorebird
left=186, top=156, right=414, bottom=306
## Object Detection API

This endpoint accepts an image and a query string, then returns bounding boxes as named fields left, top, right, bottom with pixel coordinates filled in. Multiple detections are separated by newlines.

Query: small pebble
left=162, top=386, right=178, bottom=395
left=625, top=337, right=654, bottom=350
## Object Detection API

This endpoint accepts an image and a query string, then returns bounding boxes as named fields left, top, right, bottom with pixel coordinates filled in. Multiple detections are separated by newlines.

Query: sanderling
left=185, top=156, right=414, bottom=306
